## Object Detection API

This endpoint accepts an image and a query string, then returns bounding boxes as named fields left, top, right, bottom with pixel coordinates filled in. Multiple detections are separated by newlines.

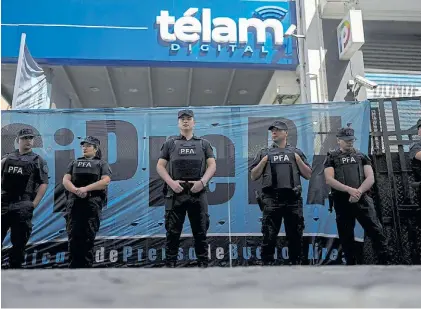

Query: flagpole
left=11, top=33, right=27, bottom=109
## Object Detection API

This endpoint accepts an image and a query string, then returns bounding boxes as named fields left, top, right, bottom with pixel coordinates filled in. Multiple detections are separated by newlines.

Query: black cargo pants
left=1, top=198, right=34, bottom=268
left=164, top=188, right=210, bottom=265
left=261, top=191, right=305, bottom=265
left=334, top=194, right=389, bottom=265
left=65, top=196, right=102, bottom=268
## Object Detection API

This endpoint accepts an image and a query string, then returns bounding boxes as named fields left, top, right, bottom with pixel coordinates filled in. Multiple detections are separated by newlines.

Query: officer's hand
left=75, top=187, right=88, bottom=198
left=170, top=180, right=184, bottom=193
left=261, top=155, right=269, bottom=163
left=189, top=181, right=204, bottom=193
left=347, top=187, right=362, bottom=201
left=349, top=196, right=358, bottom=203
left=80, top=192, right=88, bottom=198
left=78, top=187, right=89, bottom=195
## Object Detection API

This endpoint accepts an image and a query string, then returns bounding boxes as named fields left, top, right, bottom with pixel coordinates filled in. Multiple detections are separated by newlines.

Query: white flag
left=12, top=33, right=51, bottom=110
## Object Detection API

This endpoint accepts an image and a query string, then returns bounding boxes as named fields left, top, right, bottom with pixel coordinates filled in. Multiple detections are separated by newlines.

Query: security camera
left=346, top=80, right=355, bottom=90
left=354, top=75, right=378, bottom=90
left=283, top=25, right=306, bottom=39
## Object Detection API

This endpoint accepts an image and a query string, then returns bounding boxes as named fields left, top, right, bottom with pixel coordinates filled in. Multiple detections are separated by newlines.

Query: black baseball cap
left=416, top=118, right=421, bottom=129
left=80, top=136, right=100, bottom=146
left=17, top=128, right=35, bottom=138
left=178, top=109, right=194, bottom=118
left=268, top=121, right=288, bottom=131
left=337, top=127, right=356, bottom=141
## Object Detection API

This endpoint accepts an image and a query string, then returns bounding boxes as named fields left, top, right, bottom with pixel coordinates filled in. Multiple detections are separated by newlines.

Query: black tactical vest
left=170, top=138, right=205, bottom=181
left=332, top=150, right=365, bottom=190
left=2, top=151, right=38, bottom=197
left=71, top=158, right=102, bottom=188
left=262, top=147, right=301, bottom=190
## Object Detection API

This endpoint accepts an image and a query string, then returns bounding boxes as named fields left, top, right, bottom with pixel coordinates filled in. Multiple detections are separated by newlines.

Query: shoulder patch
left=43, top=164, right=49, bottom=174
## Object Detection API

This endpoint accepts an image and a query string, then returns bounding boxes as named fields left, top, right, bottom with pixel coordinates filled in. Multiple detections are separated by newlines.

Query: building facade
left=2, top=0, right=421, bottom=108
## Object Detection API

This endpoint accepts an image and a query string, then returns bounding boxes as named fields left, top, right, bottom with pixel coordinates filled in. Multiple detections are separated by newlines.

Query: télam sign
left=156, top=7, right=296, bottom=56
left=1, top=0, right=298, bottom=68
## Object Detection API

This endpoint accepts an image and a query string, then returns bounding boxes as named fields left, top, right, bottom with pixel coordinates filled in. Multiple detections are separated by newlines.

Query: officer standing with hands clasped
left=324, top=125, right=389, bottom=265
left=156, top=109, right=216, bottom=268
left=250, top=121, right=312, bottom=266
left=62, top=136, right=112, bottom=268
left=1, top=128, right=49, bottom=268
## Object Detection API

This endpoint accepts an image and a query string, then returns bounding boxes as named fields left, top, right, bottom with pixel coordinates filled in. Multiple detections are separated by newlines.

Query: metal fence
left=367, top=96, right=421, bottom=264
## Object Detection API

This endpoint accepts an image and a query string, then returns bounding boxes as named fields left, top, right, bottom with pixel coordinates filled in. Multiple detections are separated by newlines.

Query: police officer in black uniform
left=1, top=128, right=49, bottom=268
left=324, top=126, right=389, bottom=265
left=410, top=118, right=421, bottom=206
left=62, top=136, right=112, bottom=268
left=250, top=121, right=312, bottom=265
left=156, top=109, right=216, bottom=268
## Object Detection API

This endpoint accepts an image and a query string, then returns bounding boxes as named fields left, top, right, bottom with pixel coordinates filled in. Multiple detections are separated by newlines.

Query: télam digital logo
left=155, top=6, right=296, bottom=56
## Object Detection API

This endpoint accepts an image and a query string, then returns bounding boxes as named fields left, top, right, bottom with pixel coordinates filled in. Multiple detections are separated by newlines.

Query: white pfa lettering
left=8, top=166, right=23, bottom=174
left=156, top=8, right=289, bottom=46
left=341, top=157, right=357, bottom=164
left=273, top=155, right=290, bottom=162
left=77, top=161, right=92, bottom=167
left=180, top=148, right=195, bottom=154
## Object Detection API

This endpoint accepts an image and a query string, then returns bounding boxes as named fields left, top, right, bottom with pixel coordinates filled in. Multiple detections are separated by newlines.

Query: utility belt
left=262, top=186, right=302, bottom=199
left=1, top=192, right=32, bottom=203
left=256, top=186, right=302, bottom=211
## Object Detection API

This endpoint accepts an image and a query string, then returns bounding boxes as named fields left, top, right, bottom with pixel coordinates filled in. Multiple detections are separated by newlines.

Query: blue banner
left=2, top=0, right=297, bottom=68
left=1, top=102, right=371, bottom=267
